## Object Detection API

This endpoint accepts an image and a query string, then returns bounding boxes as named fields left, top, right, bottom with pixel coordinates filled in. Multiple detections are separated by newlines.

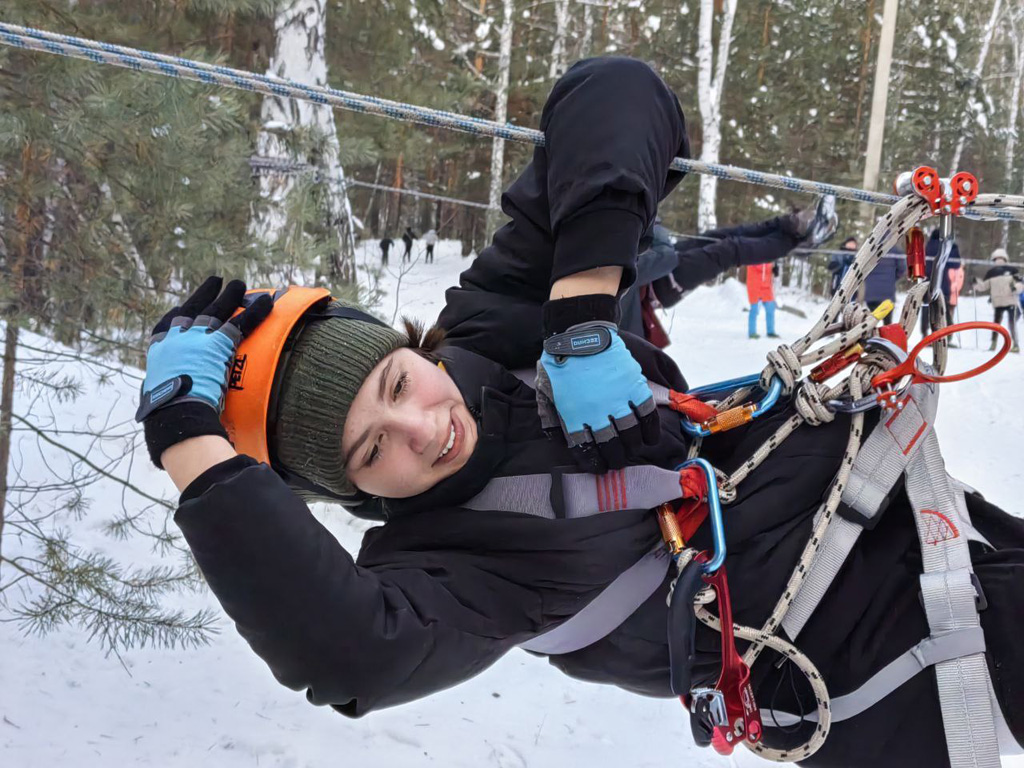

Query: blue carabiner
left=676, top=458, right=727, bottom=573
left=679, top=376, right=784, bottom=439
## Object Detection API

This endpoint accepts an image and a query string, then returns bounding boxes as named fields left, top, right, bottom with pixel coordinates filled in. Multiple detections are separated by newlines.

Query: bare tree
left=696, top=0, right=738, bottom=232
left=1000, top=5, right=1023, bottom=249
left=549, top=0, right=571, bottom=79
left=949, top=0, right=1004, bottom=173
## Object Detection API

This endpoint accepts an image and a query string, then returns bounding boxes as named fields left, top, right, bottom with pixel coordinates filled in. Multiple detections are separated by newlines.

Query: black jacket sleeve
left=671, top=217, right=798, bottom=292
left=175, top=461, right=518, bottom=717
left=438, top=57, right=690, bottom=369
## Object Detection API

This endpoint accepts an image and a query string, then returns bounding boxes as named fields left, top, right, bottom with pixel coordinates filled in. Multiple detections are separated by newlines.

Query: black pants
left=993, top=305, right=1020, bottom=347
left=381, top=249, right=390, bottom=266
left=403, top=244, right=412, bottom=261
left=426, top=244, right=434, bottom=263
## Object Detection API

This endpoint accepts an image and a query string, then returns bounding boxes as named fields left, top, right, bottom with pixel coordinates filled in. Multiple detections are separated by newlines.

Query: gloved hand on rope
left=536, top=293, right=660, bottom=473
left=134, top=276, right=273, bottom=468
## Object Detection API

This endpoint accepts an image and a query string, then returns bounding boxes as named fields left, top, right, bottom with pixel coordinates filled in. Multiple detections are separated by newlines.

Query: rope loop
left=842, top=302, right=872, bottom=330
left=715, top=467, right=738, bottom=504
left=795, top=381, right=836, bottom=426
left=762, top=344, right=802, bottom=395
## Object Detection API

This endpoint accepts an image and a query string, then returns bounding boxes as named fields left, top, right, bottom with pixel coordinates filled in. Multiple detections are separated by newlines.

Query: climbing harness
left=653, top=167, right=1018, bottom=764
left=3, top=24, right=1020, bottom=765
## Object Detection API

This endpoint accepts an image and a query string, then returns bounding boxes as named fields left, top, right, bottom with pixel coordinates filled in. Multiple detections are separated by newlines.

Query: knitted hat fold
left=274, top=301, right=405, bottom=500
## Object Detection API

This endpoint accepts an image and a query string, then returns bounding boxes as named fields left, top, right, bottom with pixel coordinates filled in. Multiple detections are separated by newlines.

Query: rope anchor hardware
left=871, top=322, right=1014, bottom=407
left=674, top=376, right=784, bottom=438
left=894, top=166, right=978, bottom=216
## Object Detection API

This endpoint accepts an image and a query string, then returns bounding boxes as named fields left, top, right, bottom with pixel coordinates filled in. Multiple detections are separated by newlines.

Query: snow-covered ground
left=2, top=239, right=1022, bottom=767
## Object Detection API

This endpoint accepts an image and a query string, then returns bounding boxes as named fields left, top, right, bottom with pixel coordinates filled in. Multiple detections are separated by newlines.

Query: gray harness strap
left=463, top=465, right=685, bottom=519
left=463, top=464, right=683, bottom=655
left=763, top=627, right=987, bottom=727
left=770, top=379, right=1003, bottom=766
left=519, top=547, right=671, bottom=654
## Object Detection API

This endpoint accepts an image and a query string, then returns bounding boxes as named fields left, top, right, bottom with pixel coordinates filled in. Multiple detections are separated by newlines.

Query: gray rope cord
left=343, top=180, right=498, bottom=211
left=248, top=156, right=500, bottom=210
left=5, top=22, right=1024, bottom=222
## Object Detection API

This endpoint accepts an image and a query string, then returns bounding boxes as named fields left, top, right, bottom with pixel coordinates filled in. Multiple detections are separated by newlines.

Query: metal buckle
left=690, top=687, right=728, bottom=726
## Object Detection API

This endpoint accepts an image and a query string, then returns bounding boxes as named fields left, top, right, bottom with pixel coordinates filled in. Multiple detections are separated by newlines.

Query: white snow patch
left=938, top=29, right=958, bottom=62
left=913, top=24, right=933, bottom=48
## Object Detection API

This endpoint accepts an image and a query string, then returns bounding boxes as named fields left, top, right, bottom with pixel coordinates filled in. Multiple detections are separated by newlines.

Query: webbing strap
left=463, top=465, right=683, bottom=519
left=519, top=547, right=671, bottom=654
left=906, top=427, right=1001, bottom=768
left=763, top=627, right=987, bottom=727
left=462, top=463, right=684, bottom=655
left=782, top=382, right=937, bottom=639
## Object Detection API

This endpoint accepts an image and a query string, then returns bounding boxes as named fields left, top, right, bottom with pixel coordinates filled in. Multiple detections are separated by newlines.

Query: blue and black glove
left=536, top=295, right=659, bottom=473
left=135, top=276, right=272, bottom=468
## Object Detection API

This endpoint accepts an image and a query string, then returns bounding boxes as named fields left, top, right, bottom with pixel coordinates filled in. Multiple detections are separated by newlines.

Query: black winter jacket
left=173, top=58, right=1023, bottom=767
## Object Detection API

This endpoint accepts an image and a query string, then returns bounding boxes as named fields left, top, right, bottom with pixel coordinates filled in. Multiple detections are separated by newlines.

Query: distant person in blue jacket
left=863, top=246, right=906, bottom=323
left=828, top=237, right=858, bottom=296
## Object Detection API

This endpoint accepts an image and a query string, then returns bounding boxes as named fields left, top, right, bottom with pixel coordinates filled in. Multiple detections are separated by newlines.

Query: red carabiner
left=703, top=565, right=763, bottom=754
left=871, top=321, right=1012, bottom=405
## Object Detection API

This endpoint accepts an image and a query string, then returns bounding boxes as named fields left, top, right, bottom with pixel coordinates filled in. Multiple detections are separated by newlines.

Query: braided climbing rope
left=3, top=22, right=1024, bottom=223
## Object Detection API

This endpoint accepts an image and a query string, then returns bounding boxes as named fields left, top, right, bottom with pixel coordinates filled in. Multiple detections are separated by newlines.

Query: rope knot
left=795, top=380, right=836, bottom=426
left=842, top=302, right=872, bottom=330
left=762, top=343, right=802, bottom=395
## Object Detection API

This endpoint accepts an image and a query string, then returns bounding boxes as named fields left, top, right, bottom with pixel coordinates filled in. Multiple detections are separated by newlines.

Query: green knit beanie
left=274, top=301, right=405, bottom=501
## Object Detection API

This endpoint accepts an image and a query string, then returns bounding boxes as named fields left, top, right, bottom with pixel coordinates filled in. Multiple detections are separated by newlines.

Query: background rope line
left=3, top=22, right=1023, bottom=222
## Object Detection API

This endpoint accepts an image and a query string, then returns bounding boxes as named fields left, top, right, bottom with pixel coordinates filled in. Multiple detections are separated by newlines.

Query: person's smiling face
left=342, top=348, right=478, bottom=499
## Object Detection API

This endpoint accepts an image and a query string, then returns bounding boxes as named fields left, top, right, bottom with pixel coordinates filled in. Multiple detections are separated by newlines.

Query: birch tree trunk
left=696, top=0, right=737, bottom=232
left=949, top=0, right=1003, bottom=173
left=251, top=0, right=357, bottom=283
left=1001, top=10, right=1023, bottom=249
left=550, top=0, right=571, bottom=79
left=486, top=0, right=515, bottom=236
left=580, top=3, right=595, bottom=58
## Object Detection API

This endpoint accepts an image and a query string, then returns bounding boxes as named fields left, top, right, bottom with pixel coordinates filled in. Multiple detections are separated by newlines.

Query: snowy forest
left=2, top=1, right=1024, bottom=766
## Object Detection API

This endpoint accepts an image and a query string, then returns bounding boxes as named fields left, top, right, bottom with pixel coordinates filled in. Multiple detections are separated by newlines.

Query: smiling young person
left=137, top=58, right=1024, bottom=766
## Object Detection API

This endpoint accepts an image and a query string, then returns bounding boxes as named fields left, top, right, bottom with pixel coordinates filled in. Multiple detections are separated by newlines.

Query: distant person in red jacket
left=746, top=262, right=779, bottom=338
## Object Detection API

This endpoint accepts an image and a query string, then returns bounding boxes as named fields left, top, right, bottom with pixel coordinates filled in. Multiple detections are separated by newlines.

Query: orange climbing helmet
left=220, top=286, right=395, bottom=495
left=221, top=286, right=332, bottom=464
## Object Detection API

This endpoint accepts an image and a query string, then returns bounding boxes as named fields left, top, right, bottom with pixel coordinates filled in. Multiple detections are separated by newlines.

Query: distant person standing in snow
left=863, top=246, right=907, bottom=323
left=828, top=237, right=858, bottom=296
left=746, top=261, right=779, bottom=339
left=423, top=229, right=439, bottom=264
left=974, top=248, right=1022, bottom=353
left=401, top=227, right=417, bottom=263
left=379, top=236, right=394, bottom=266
